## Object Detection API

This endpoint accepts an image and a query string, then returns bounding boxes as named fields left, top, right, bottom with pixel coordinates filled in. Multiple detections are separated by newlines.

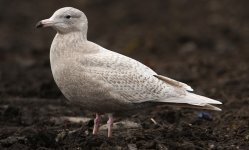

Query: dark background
left=0, top=0, right=249, bottom=149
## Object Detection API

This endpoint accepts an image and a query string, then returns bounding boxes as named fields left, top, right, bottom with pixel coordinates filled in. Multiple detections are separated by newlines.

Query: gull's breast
left=50, top=55, right=132, bottom=113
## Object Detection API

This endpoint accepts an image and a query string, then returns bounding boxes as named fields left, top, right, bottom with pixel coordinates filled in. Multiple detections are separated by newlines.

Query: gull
left=36, top=7, right=222, bottom=137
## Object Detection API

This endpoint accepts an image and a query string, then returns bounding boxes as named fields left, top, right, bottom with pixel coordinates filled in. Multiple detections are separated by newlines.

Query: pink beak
left=36, top=19, right=55, bottom=28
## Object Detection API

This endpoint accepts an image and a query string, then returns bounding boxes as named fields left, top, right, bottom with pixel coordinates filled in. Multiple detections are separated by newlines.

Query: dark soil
left=0, top=0, right=249, bottom=149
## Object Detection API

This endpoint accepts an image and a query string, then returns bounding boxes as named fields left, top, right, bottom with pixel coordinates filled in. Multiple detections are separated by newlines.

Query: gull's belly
left=50, top=62, right=130, bottom=113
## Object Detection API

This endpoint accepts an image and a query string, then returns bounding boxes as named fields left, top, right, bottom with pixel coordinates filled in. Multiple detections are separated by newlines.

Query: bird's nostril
left=36, top=21, right=43, bottom=28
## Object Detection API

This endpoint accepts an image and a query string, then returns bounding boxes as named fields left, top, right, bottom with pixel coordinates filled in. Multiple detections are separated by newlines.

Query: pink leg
left=93, top=113, right=101, bottom=135
left=107, top=114, right=114, bottom=137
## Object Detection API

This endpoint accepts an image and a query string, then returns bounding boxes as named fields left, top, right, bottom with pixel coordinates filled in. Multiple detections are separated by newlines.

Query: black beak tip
left=36, top=21, right=43, bottom=28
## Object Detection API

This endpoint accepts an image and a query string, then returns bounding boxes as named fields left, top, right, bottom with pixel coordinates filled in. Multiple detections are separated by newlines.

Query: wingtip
left=215, top=100, right=223, bottom=105
left=217, top=101, right=222, bottom=105
left=186, top=86, right=194, bottom=92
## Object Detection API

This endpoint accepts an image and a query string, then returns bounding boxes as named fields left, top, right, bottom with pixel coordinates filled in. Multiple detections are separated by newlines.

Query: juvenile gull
left=36, top=7, right=222, bottom=137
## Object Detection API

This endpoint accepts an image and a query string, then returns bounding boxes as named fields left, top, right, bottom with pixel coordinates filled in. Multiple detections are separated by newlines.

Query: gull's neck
left=56, top=31, right=87, bottom=43
left=52, top=31, right=88, bottom=53
left=51, top=30, right=94, bottom=58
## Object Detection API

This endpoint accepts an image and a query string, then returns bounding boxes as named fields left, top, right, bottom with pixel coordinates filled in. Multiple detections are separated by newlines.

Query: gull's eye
left=65, top=15, right=71, bottom=19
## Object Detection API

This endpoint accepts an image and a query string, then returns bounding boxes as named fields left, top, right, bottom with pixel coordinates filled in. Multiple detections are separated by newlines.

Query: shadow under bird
left=36, top=7, right=222, bottom=137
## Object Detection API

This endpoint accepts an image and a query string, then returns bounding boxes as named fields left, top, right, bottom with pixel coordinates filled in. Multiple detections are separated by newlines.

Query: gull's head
left=36, top=7, right=88, bottom=34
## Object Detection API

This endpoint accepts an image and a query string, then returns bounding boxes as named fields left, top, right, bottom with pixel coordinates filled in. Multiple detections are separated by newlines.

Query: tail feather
left=185, top=93, right=222, bottom=105
left=158, top=93, right=222, bottom=111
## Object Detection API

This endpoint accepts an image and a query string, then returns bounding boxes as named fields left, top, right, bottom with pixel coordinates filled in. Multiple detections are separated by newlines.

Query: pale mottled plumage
left=36, top=7, right=222, bottom=137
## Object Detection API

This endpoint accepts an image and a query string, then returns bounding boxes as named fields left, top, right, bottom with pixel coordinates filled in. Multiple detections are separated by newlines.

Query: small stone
left=157, top=143, right=168, bottom=150
left=197, top=112, right=212, bottom=121
left=245, top=134, right=249, bottom=140
left=209, top=144, right=215, bottom=149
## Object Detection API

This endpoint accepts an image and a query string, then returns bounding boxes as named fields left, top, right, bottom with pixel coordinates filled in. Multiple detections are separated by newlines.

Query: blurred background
left=0, top=0, right=248, bottom=149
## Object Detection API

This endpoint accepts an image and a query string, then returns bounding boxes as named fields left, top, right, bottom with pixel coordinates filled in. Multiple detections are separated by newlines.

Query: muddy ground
left=0, top=0, right=249, bottom=149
